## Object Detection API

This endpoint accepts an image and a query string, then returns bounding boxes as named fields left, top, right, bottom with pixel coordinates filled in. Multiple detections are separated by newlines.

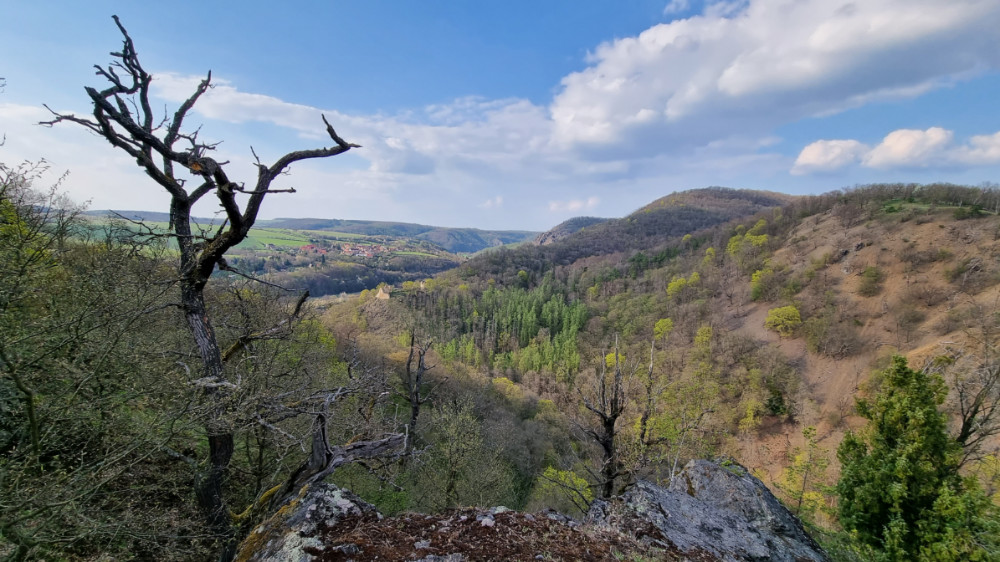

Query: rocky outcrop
left=235, top=459, right=827, bottom=561
left=590, top=459, right=828, bottom=562
left=235, top=483, right=381, bottom=562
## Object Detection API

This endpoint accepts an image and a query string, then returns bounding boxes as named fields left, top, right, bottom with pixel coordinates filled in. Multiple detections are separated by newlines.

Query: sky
left=3, top=0, right=1000, bottom=231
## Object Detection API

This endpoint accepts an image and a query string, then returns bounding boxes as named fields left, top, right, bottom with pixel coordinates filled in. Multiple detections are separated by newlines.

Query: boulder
left=235, top=460, right=827, bottom=561
left=234, top=483, right=380, bottom=562
left=589, top=459, right=828, bottom=562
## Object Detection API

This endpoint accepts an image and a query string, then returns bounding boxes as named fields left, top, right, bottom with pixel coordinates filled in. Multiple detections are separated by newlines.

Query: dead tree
left=41, top=16, right=396, bottom=561
left=579, top=336, right=633, bottom=499
left=398, top=332, right=439, bottom=455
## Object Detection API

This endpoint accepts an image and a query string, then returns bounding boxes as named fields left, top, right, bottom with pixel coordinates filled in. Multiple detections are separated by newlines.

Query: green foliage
left=703, top=246, right=716, bottom=265
left=750, top=267, right=775, bottom=301
left=653, top=318, right=674, bottom=342
left=765, top=306, right=802, bottom=337
left=836, top=356, right=999, bottom=560
left=953, top=204, right=985, bottom=220
left=666, top=271, right=699, bottom=301
left=776, top=426, right=831, bottom=523
left=605, top=351, right=626, bottom=369
left=858, top=266, right=884, bottom=297
left=529, top=467, right=594, bottom=516
left=666, top=276, right=688, bottom=299
left=727, top=219, right=770, bottom=272
left=409, top=400, right=518, bottom=512
left=432, top=280, right=587, bottom=380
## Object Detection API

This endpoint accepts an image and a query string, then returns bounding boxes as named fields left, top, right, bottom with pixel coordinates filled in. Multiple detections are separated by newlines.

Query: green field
left=238, top=228, right=311, bottom=248
left=393, top=250, right=439, bottom=258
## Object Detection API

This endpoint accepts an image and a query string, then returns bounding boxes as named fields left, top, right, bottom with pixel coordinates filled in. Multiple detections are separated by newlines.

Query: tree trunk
left=183, top=283, right=238, bottom=559
left=601, top=416, right=618, bottom=498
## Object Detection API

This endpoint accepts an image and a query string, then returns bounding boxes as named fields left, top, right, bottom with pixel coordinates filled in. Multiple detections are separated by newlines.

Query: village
left=260, top=242, right=390, bottom=258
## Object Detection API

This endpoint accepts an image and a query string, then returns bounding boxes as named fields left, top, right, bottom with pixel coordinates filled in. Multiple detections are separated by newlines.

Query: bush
left=765, top=305, right=802, bottom=337
left=803, top=313, right=863, bottom=358
left=857, top=266, right=883, bottom=297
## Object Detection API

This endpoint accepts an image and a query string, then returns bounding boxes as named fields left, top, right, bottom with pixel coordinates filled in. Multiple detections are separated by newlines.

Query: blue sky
left=3, top=0, right=1000, bottom=230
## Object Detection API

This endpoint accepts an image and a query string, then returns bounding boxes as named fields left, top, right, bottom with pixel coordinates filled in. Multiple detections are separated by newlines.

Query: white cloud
left=663, top=0, right=690, bottom=16
left=791, top=139, right=869, bottom=175
left=551, top=0, right=1000, bottom=153
left=549, top=197, right=600, bottom=213
left=479, top=196, right=503, bottom=209
left=863, top=127, right=954, bottom=168
left=10, top=0, right=1000, bottom=230
left=952, top=132, right=1000, bottom=165
left=792, top=127, right=1000, bottom=174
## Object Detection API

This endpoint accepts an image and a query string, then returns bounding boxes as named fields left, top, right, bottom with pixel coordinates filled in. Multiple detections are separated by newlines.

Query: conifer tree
left=837, top=356, right=998, bottom=561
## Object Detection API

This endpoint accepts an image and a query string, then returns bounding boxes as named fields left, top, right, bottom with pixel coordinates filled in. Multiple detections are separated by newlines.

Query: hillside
left=11, top=183, right=1000, bottom=560
left=83, top=211, right=538, bottom=255
left=257, top=217, right=537, bottom=254
left=533, top=216, right=609, bottom=245
left=80, top=210, right=539, bottom=296
left=460, top=187, right=791, bottom=286
left=316, top=183, right=1000, bottom=558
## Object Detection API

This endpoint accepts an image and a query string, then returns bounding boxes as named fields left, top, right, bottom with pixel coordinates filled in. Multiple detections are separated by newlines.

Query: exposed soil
left=302, top=507, right=679, bottom=561
left=732, top=208, right=1000, bottom=489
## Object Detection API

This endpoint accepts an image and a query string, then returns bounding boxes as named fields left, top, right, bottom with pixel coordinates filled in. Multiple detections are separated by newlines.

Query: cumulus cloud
left=863, top=127, right=954, bottom=168
left=551, top=0, right=1000, bottom=153
left=793, top=127, right=1000, bottom=173
left=549, top=197, right=600, bottom=213
left=952, top=131, right=1000, bottom=165
left=791, top=139, right=869, bottom=175
left=11, top=0, right=1000, bottom=230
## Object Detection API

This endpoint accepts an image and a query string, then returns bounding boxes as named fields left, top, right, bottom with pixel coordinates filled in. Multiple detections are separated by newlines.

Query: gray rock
left=589, top=459, right=828, bottom=562
left=235, top=482, right=379, bottom=562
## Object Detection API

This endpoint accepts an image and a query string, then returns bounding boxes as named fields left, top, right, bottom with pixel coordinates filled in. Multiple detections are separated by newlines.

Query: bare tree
left=579, top=336, right=634, bottom=498
left=398, top=332, right=440, bottom=456
left=41, top=16, right=398, bottom=561
left=926, top=301, right=1000, bottom=468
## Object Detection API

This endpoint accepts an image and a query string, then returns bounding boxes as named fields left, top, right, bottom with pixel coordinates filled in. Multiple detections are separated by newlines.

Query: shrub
left=765, top=305, right=802, bottom=337
left=857, top=266, right=883, bottom=297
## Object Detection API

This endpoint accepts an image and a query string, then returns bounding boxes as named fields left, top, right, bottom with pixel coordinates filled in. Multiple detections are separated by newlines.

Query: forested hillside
left=7, top=155, right=1000, bottom=560
left=256, top=217, right=537, bottom=254
left=80, top=211, right=535, bottom=297
left=10, top=8, right=1000, bottom=561
left=321, top=182, right=1000, bottom=560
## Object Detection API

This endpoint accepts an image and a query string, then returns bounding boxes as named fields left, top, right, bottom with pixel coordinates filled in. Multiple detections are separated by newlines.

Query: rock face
left=590, top=459, right=828, bottom=562
left=234, top=483, right=380, bottom=562
left=235, top=459, right=827, bottom=561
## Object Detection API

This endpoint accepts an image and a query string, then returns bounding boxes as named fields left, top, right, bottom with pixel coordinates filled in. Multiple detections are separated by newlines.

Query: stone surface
left=235, top=459, right=827, bottom=561
left=589, top=459, right=828, bottom=562
left=234, top=483, right=379, bottom=562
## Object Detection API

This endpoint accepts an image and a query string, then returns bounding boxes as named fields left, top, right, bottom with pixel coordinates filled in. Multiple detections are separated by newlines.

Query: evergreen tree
left=837, top=356, right=998, bottom=561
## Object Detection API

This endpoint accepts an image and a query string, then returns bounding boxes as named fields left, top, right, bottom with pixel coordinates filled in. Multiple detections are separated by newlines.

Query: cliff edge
left=236, top=459, right=828, bottom=561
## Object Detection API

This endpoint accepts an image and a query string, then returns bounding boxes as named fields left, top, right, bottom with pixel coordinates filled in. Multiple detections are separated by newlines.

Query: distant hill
left=81, top=212, right=539, bottom=254
left=82, top=210, right=183, bottom=223
left=533, top=216, right=609, bottom=246
left=257, top=218, right=537, bottom=254
left=548, top=187, right=793, bottom=260
left=451, top=187, right=794, bottom=285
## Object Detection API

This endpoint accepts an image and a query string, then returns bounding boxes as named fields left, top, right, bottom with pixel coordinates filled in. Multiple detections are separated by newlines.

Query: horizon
left=4, top=1, right=1000, bottom=230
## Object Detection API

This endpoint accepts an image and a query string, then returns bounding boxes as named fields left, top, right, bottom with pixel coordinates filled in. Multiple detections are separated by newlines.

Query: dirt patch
left=303, top=507, right=676, bottom=561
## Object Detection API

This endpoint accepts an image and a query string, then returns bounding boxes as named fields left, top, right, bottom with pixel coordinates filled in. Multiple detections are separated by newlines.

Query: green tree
left=837, top=356, right=998, bottom=561
left=409, top=400, right=516, bottom=511
left=776, top=426, right=830, bottom=521
left=765, top=305, right=802, bottom=337
left=528, top=467, right=594, bottom=516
